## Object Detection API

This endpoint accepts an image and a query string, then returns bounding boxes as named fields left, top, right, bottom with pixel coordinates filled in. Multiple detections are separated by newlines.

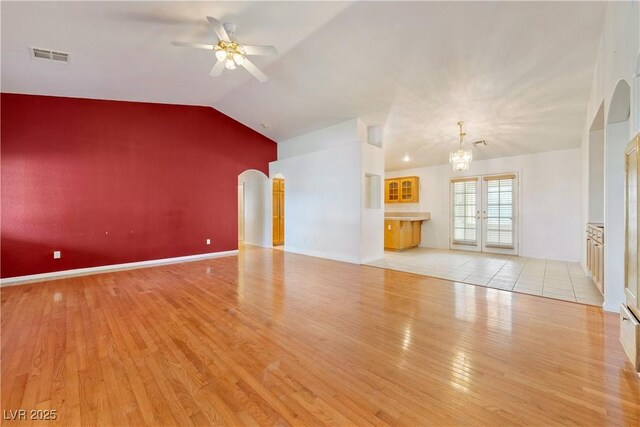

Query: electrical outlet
left=206, top=239, right=211, bottom=245
left=53, top=250, right=61, bottom=259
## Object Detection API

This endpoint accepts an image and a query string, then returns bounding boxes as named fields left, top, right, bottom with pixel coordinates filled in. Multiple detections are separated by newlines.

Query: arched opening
left=608, top=80, right=631, bottom=124
left=272, top=173, right=285, bottom=247
left=237, top=169, right=271, bottom=249
left=603, top=79, right=631, bottom=310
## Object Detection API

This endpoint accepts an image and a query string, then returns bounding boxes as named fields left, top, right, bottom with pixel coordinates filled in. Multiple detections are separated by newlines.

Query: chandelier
left=449, top=121, right=473, bottom=172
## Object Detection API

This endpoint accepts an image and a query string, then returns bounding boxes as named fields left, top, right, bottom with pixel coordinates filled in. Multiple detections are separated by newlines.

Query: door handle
left=482, top=211, right=487, bottom=219
left=475, top=211, right=480, bottom=220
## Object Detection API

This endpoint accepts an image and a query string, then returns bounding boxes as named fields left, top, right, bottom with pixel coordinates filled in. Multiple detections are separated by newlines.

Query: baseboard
left=360, top=254, right=385, bottom=264
left=0, top=250, right=239, bottom=287
left=603, top=301, right=620, bottom=313
left=284, top=246, right=361, bottom=265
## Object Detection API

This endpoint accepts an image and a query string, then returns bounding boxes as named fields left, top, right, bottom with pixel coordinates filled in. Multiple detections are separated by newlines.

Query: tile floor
left=366, top=248, right=604, bottom=306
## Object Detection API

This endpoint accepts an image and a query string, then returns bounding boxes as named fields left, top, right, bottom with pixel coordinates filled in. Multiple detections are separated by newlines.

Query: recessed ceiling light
left=403, top=155, right=410, bottom=162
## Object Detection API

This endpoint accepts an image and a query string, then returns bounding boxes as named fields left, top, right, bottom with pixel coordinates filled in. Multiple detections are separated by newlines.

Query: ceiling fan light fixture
left=171, top=16, right=277, bottom=81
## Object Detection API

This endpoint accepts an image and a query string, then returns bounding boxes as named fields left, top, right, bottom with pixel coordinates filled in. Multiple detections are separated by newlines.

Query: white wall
left=588, top=129, right=605, bottom=223
left=386, top=148, right=583, bottom=262
left=579, top=0, right=639, bottom=312
left=270, top=119, right=384, bottom=264
left=361, top=138, right=385, bottom=263
left=604, top=120, right=630, bottom=311
left=238, top=170, right=271, bottom=247
left=278, top=119, right=362, bottom=160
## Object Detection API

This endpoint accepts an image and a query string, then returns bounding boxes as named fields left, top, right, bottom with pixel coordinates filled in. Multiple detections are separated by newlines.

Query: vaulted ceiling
left=1, top=1, right=606, bottom=170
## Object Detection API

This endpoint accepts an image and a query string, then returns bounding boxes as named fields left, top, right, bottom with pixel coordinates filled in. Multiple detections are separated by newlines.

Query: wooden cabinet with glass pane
left=385, top=176, right=419, bottom=203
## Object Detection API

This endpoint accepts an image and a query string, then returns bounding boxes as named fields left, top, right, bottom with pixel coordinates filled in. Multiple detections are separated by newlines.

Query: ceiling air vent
left=30, top=47, right=69, bottom=63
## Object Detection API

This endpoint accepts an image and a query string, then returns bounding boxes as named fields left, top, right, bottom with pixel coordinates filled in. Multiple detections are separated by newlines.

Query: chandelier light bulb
left=225, top=58, right=236, bottom=69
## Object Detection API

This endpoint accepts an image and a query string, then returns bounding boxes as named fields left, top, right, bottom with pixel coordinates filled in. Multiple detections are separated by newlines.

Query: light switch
left=206, top=239, right=211, bottom=245
left=53, top=251, right=61, bottom=259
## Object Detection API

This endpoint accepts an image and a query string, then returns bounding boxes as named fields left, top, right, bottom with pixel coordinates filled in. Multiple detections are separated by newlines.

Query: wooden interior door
left=273, top=178, right=285, bottom=246
left=625, top=137, right=639, bottom=318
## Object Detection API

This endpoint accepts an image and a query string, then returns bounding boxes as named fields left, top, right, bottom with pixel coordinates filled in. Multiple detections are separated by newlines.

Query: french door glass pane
left=451, top=180, right=477, bottom=244
left=485, top=178, right=514, bottom=247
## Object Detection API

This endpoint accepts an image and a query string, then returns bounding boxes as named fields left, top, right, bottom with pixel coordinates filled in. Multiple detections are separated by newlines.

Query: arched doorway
left=603, top=79, right=631, bottom=310
left=272, top=174, right=285, bottom=247
left=237, top=170, right=271, bottom=248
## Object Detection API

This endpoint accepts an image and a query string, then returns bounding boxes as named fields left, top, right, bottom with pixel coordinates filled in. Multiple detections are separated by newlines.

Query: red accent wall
left=1, top=93, right=276, bottom=278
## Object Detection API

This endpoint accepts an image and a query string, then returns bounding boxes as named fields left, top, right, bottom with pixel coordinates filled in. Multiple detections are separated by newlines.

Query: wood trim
left=483, top=174, right=517, bottom=181
left=450, top=177, right=478, bottom=183
left=387, top=175, right=420, bottom=180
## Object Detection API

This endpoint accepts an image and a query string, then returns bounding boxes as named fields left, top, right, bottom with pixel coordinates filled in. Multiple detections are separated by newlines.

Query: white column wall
left=270, top=119, right=385, bottom=264
left=604, top=121, right=630, bottom=310
left=360, top=140, right=385, bottom=263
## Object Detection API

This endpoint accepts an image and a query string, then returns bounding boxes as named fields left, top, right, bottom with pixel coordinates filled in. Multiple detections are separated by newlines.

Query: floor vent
left=30, top=47, right=70, bottom=63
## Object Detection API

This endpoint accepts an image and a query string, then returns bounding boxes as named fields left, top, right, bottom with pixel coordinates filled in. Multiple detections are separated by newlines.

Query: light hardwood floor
left=1, top=246, right=639, bottom=426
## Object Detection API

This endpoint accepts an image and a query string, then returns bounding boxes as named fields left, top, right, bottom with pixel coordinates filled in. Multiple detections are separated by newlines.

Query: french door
left=450, top=173, right=518, bottom=255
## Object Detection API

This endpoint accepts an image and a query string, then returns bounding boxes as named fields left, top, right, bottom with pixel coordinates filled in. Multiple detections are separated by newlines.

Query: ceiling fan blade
left=171, top=41, right=214, bottom=50
left=241, top=45, right=278, bottom=56
left=209, top=60, right=225, bottom=77
left=206, top=16, right=230, bottom=42
left=241, top=58, right=268, bottom=82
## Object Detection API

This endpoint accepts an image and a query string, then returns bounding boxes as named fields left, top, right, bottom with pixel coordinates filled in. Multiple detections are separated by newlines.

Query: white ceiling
left=1, top=1, right=606, bottom=171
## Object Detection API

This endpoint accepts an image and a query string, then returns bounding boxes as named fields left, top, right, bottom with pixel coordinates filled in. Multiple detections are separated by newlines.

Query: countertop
left=384, top=212, right=431, bottom=222
left=385, top=216, right=430, bottom=221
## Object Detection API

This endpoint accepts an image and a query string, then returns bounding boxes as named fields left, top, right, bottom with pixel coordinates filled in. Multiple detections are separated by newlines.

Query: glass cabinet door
left=401, top=179, right=413, bottom=201
left=388, top=181, right=399, bottom=202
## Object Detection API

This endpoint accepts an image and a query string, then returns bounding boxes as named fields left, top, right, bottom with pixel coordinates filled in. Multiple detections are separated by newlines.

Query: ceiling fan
left=171, top=16, right=277, bottom=82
